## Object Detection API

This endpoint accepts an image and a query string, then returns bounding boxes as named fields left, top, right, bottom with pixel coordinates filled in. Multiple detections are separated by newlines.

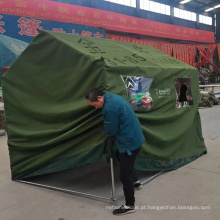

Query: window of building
left=214, top=14, right=216, bottom=27
left=140, top=0, right=170, bottom=16
left=104, top=0, right=136, bottom=8
left=199, top=14, right=212, bottom=25
left=174, top=8, right=196, bottom=21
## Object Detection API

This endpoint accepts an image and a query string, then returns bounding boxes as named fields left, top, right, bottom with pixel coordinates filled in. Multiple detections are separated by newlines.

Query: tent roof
left=46, top=30, right=194, bottom=69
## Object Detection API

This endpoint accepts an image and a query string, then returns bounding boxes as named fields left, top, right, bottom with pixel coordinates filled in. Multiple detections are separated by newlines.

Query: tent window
left=174, top=78, right=193, bottom=108
left=121, top=75, right=153, bottom=111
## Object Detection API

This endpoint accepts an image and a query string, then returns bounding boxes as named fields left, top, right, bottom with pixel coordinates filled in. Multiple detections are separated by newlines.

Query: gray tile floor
left=0, top=105, right=220, bottom=220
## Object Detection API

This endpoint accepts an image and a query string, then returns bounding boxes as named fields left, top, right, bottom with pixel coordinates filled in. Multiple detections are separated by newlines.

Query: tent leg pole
left=15, top=171, right=164, bottom=202
left=113, top=171, right=164, bottom=201
left=15, top=180, right=113, bottom=201
left=110, top=158, right=116, bottom=201
left=141, top=171, right=164, bottom=185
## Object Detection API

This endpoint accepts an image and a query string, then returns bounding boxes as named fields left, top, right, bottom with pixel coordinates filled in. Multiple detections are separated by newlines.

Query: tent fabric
left=1, top=30, right=206, bottom=180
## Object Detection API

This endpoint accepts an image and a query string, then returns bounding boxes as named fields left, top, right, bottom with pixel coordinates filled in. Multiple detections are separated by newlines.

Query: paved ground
left=0, top=105, right=220, bottom=220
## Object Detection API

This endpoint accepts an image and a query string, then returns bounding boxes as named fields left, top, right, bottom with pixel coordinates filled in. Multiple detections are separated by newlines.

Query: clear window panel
left=121, top=76, right=154, bottom=112
left=180, top=9, right=184, bottom=19
left=174, top=8, right=180, bottom=17
left=140, top=0, right=149, bottom=10
left=105, top=0, right=117, bottom=3
left=187, top=11, right=192, bottom=20
left=160, top=4, right=165, bottom=14
left=166, top=5, right=170, bottom=15
left=183, top=10, right=188, bottom=19
left=124, top=0, right=130, bottom=6
left=151, top=2, right=155, bottom=12
left=192, top=13, right=196, bottom=21
left=150, top=1, right=157, bottom=12
left=155, top=2, right=160, bottom=13
left=140, top=0, right=143, bottom=8
left=104, top=0, right=135, bottom=7
left=145, top=0, right=150, bottom=10
left=199, top=15, right=212, bottom=25
left=117, top=0, right=124, bottom=5
left=140, top=0, right=170, bottom=16
left=174, top=78, right=193, bottom=108
left=131, top=0, right=136, bottom=7
left=202, top=15, right=205, bottom=23
left=208, top=17, right=212, bottom=25
left=199, top=14, right=203, bottom=23
left=174, top=8, right=197, bottom=21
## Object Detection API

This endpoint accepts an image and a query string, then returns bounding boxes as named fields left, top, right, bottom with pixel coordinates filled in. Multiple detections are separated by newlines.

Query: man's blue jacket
left=103, top=92, right=145, bottom=155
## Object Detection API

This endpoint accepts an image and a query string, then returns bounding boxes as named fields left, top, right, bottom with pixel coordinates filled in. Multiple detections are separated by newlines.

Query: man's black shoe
left=134, top=181, right=143, bottom=190
left=113, top=205, right=135, bottom=216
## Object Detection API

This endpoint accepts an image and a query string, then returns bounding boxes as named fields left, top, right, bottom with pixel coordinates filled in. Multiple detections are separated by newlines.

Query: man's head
left=85, top=88, right=105, bottom=109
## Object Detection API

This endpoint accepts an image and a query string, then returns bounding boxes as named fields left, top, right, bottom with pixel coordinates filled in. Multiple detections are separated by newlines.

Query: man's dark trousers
left=117, top=147, right=140, bottom=207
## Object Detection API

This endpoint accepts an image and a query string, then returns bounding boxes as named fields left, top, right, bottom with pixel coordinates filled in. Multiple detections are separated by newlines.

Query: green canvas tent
left=1, top=30, right=207, bottom=180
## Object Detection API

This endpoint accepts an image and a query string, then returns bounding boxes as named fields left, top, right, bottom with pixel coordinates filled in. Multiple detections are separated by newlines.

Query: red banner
left=0, top=0, right=215, bottom=43
left=173, top=44, right=179, bottom=60
left=161, top=43, right=172, bottom=56
left=188, top=45, right=196, bottom=66
left=172, top=44, right=196, bottom=66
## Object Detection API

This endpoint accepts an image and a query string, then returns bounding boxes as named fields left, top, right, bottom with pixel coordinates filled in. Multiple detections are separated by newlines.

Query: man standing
left=85, top=88, right=145, bottom=216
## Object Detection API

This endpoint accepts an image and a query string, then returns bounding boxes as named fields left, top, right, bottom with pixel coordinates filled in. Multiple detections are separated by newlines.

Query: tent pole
left=15, top=180, right=113, bottom=201
left=141, top=171, right=164, bottom=185
left=110, top=158, right=116, bottom=200
left=112, top=171, right=164, bottom=201
left=15, top=171, right=164, bottom=202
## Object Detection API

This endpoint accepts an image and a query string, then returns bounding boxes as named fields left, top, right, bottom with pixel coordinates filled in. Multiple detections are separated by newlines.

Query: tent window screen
left=121, top=75, right=153, bottom=111
left=174, top=78, right=193, bottom=108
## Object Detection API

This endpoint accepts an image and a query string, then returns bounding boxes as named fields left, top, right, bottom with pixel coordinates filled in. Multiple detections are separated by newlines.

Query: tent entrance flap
left=15, top=158, right=163, bottom=201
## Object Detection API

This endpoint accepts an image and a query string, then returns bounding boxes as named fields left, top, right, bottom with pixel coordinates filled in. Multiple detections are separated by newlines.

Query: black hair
left=85, top=88, right=105, bottom=102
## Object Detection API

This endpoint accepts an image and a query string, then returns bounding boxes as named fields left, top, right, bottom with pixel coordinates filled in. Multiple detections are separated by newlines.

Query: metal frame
left=199, top=84, right=220, bottom=92
left=16, top=158, right=164, bottom=201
